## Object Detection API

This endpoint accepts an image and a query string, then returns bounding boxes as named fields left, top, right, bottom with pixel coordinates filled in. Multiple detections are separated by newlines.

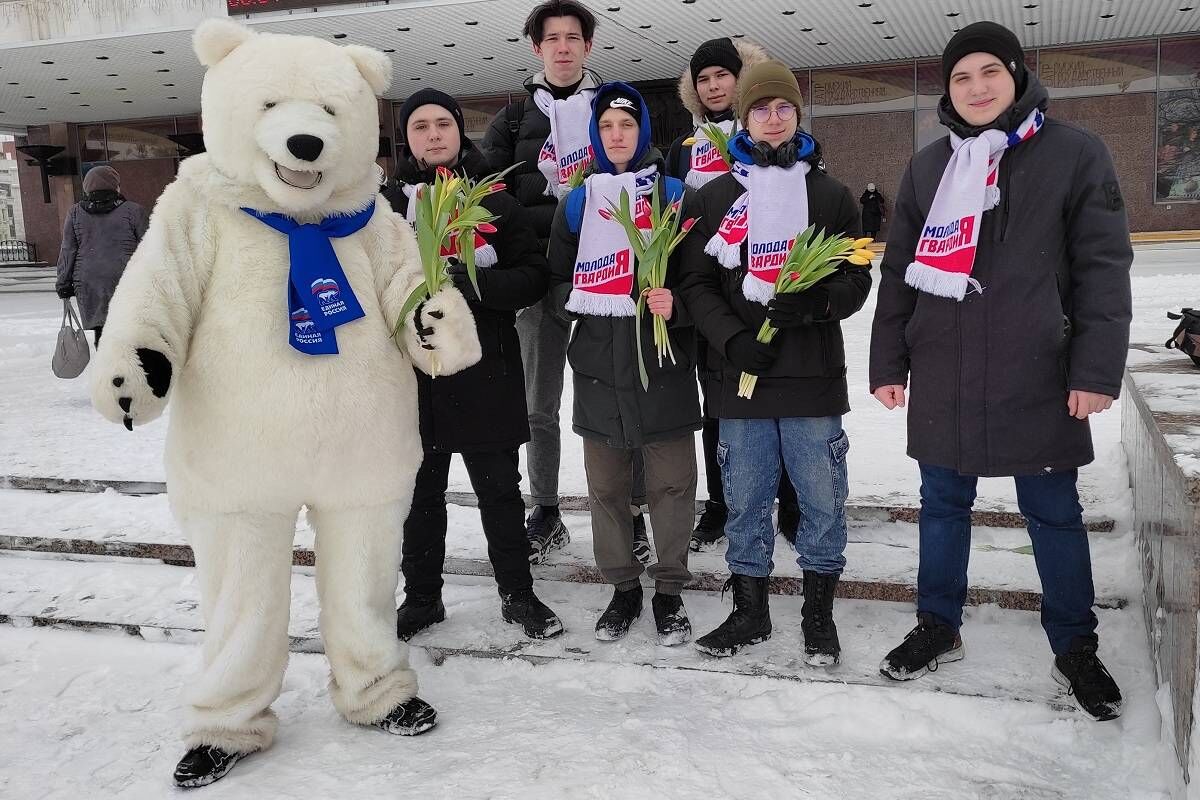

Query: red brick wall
left=1052, top=92, right=1200, bottom=232
left=16, top=124, right=79, bottom=266
left=809, top=110, right=914, bottom=242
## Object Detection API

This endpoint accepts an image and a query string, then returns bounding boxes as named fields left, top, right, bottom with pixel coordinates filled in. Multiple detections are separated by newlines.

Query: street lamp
left=15, top=144, right=68, bottom=203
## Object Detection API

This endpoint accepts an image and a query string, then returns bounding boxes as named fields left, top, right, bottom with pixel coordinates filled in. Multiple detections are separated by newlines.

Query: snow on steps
left=0, top=552, right=1146, bottom=714
left=0, top=489, right=1137, bottom=609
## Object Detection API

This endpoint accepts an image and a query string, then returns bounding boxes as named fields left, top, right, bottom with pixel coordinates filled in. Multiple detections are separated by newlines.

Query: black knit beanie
left=690, top=37, right=743, bottom=86
left=397, top=88, right=466, bottom=150
left=941, top=21, right=1026, bottom=90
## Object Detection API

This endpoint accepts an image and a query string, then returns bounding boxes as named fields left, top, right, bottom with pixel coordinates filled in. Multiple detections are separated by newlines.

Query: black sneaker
left=879, top=612, right=964, bottom=681
left=777, top=496, right=800, bottom=548
left=800, top=571, right=841, bottom=667
left=173, top=745, right=248, bottom=789
left=694, top=574, right=772, bottom=657
left=595, top=585, right=643, bottom=641
left=500, top=588, right=564, bottom=639
left=689, top=500, right=727, bottom=552
left=373, top=696, right=438, bottom=736
left=1052, top=637, right=1123, bottom=721
left=652, top=592, right=691, bottom=646
left=632, top=512, right=652, bottom=565
left=396, top=593, right=446, bottom=641
left=527, top=505, right=570, bottom=565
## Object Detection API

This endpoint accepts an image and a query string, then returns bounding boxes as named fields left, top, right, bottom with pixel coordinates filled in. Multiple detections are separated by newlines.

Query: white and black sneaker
left=527, top=505, right=570, bottom=565
left=373, top=696, right=438, bottom=736
left=879, top=613, right=964, bottom=681
left=173, top=745, right=248, bottom=789
left=1052, top=636, right=1123, bottom=721
left=632, top=512, right=653, bottom=566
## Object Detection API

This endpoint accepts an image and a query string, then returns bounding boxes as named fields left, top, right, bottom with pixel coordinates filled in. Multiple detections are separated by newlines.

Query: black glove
left=725, top=332, right=778, bottom=374
left=56, top=284, right=74, bottom=299
left=446, top=257, right=485, bottom=303
left=766, top=286, right=830, bottom=328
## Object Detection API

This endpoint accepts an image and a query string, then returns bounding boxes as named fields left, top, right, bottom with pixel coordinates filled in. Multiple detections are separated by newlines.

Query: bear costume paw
left=404, top=285, right=482, bottom=377
left=90, top=345, right=173, bottom=430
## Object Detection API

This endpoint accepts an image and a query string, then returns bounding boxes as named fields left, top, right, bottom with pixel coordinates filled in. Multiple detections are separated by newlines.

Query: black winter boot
left=1053, top=636, right=1123, bottom=721
left=801, top=571, right=841, bottom=666
left=500, top=587, right=564, bottom=639
left=595, top=585, right=643, bottom=641
left=689, top=500, right=728, bottom=552
left=373, top=696, right=438, bottom=736
left=694, top=574, right=772, bottom=657
left=173, top=745, right=248, bottom=789
left=395, top=593, right=446, bottom=641
left=651, top=592, right=692, bottom=646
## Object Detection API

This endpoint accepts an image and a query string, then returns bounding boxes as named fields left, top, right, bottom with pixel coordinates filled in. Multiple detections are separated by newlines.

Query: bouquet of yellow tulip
left=737, top=228, right=873, bottom=398
left=603, top=183, right=698, bottom=390
left=394, top=164, right=515, bottom=370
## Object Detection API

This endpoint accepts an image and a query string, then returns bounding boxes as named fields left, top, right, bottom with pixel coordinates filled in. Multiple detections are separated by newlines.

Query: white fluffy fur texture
left=90, top=20, right=474, bottom=753
left=402, top=284, right=484, bottom=377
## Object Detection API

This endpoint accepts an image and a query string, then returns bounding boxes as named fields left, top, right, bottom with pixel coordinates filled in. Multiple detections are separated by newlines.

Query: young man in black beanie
left=870, top=21, right=1131, bottom=721
left=665, top=37, right=803, bottom=554
left=384, top=89, right=564, bottom=642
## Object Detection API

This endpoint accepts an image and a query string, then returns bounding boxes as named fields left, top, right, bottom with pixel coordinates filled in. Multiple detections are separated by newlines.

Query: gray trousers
left=582, top=435, right=696, bottom=595
left=518, top=296, right=646, bottom=508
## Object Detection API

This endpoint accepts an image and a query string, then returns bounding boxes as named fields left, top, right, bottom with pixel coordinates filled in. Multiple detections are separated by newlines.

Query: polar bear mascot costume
left=90, top=18, right=481, bottom=789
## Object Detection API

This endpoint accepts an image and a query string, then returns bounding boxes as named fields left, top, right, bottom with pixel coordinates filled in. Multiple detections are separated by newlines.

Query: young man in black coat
left=869, top=22, right=1131, bottom=721
left=678, top=62, right=870, bottom=665
left=480, top=0, right=607, bottom=562
left=663, top=37, right=802, bottom=554
left=384, top=89, right=563, bottom=641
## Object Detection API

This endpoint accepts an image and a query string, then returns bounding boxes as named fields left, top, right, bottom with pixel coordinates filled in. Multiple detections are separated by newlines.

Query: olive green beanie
left=737, top=59, right=804, bottom=126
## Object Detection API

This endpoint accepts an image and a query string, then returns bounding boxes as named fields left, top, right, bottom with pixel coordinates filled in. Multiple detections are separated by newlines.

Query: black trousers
left=401, top=448, right=533, bottom=598
left=92, top=325, right=103, bottom=347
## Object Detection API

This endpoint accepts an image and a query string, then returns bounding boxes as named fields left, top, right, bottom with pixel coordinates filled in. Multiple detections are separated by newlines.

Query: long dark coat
left=55, top=193, right=148, bottom=329
left=869, top=78, right=1133, bottom=477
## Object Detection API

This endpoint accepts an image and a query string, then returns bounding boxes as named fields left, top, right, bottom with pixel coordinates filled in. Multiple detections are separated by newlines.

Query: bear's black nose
left=286, top=134, right=324, bottom=162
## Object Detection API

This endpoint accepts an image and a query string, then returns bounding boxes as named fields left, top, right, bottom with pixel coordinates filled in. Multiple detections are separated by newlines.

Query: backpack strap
left=506, top=98, right=526, bottom=139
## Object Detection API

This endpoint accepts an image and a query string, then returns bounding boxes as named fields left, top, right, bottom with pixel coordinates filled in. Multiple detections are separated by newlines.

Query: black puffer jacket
left=384, top=142, right=549, bottom=453
left=480, top=70, right=602, bottom=243
left=677, top=139, right=869, bottom=420
left=869, top=76, right=1133, bottom=477
left=547, top=149, right=701, bottom=449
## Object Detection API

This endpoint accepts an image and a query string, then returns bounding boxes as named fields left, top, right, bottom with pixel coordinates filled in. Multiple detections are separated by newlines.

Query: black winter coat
left=869, top=78, right=1133, bottom=477
left=480, top=70, right=602, bottom=244
left=548, top=151, right=702, bottom=449
left=384, top=144, right=549, bottom=453
left=859, top=190, right=884, bottom=232
left=677, top=150, right=869, bottom=420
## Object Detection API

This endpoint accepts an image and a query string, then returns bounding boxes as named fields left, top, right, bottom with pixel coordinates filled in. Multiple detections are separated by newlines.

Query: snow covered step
left=0, top=475, right=1119, bottom=530
left=0, top=489, right=1136, bottom=608
left=1, top=626, right=1172, bottom=800
left=0, top=552, right=1144, bottom=713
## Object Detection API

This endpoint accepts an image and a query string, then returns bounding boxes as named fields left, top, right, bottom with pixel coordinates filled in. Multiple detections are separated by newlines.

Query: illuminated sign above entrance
left=227, top=0, right=366, bottom=15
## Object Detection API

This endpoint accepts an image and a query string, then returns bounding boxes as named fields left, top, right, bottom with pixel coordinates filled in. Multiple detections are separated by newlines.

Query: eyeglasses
left=749, top=103, right=796, bottom=123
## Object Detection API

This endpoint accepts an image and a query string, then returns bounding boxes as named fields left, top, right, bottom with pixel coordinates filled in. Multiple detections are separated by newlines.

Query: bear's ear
left=193, top=18, right=255, bottom=67
left=344, top=45, right=392, bottom=95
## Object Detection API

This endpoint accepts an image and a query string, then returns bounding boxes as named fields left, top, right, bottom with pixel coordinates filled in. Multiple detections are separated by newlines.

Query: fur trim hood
left=677, top=39, right=769, bottom=123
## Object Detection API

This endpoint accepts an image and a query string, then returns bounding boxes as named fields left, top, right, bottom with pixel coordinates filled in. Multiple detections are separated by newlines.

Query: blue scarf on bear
left=242, top=202, right=374, bottom=355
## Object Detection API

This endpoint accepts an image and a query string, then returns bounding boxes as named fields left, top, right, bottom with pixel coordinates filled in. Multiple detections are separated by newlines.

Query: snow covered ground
left=0, top=254, right=1195, bottom=797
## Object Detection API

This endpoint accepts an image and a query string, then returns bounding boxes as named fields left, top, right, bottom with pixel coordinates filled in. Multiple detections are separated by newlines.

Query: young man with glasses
left=678, top=62, right=869, bottom=663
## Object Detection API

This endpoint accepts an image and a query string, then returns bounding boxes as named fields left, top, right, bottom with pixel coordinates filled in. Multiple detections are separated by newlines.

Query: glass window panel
left=79, top=124, right=107, bottom=162
left=1160, top=37, right=1200, bottom=92
left=105, top=120, right=181, bottom=161
left=916, top=60, right=942, bottom=109
left=1156, top=88, right=1200, bottom=202
left=915, top=107, right=948, bottom=152
left=1039, top=42, right=1157, bottom=98
left=811, top=63, right=914, bottom=117
left=458, top=96, right=509, bottom=140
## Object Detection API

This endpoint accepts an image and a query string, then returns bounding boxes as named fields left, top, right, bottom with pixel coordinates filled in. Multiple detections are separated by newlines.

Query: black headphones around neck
left=749, top=138, right=799, bottom=168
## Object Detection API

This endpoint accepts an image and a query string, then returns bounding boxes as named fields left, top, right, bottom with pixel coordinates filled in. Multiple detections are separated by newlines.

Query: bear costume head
left=192, top=18, right=391, bottom=216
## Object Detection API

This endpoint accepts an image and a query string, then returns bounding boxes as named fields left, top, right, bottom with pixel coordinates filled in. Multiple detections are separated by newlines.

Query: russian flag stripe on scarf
left=905, top=107, right=1043, bottom=301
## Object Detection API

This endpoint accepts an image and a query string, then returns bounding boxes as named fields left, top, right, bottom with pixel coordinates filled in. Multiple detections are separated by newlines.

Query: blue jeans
left=917, top=463, right=1099, bottom=655
left=718, top=416, right=849, bottom=577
